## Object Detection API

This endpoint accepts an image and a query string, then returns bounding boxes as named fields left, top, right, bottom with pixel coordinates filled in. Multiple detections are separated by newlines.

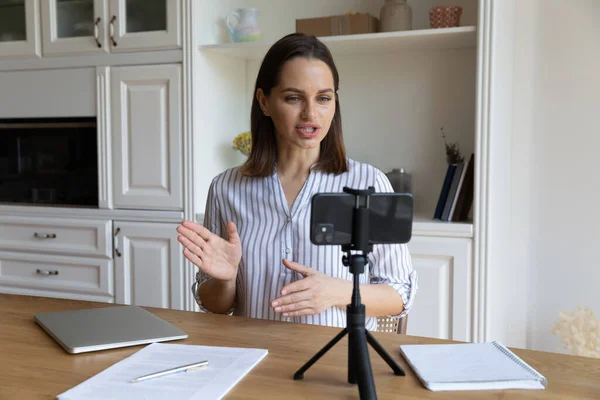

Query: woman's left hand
left=271, top=259, right=350, bottom=317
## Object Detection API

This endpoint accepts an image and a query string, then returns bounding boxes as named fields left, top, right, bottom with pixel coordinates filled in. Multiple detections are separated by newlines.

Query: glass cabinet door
left=124, top=0, right=166, bottom=34
left=108, top=0, right=180, bottom=52
left=0, top=0, right=27, bottom=42
left=0, top=0, right=40, bottom=59
left=41, top=0, right=107, bottom=55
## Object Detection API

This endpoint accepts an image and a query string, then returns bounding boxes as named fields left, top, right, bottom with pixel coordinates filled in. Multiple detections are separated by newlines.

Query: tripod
left=293, top=187, right=405, bottom=400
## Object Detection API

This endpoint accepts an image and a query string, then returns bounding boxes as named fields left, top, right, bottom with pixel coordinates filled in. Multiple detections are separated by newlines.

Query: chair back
left=376, top=315, right=408, bottom=334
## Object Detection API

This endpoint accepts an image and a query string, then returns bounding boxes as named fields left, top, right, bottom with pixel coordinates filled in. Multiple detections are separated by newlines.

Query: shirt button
left=285, top=248, right=291, bottom=254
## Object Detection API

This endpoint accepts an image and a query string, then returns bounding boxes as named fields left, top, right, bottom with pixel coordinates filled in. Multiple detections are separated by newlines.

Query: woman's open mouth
left=296, top=125, right=320, bottom=138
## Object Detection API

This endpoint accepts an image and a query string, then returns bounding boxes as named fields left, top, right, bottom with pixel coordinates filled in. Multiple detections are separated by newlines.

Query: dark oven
left=0, top=117, right=98, bottom=207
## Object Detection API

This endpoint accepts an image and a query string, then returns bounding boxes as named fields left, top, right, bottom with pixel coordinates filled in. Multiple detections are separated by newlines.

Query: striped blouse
left=193, top=158, right=418, bottom=331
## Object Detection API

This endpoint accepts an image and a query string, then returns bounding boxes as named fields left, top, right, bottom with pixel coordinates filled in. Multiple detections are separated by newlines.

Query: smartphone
left=310, top=192, right=413, bottom=246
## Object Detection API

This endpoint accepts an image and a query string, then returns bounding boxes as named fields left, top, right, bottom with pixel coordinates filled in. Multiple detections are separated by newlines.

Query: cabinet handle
left=36, top=269, right=59, bottom=276
left=94, top=17, right=102, bottom=48
left=109, top=15, right=117, bottom=47
left=114, top=227, right=121, bottom=257
left=34, top=232, right=57, bottom=239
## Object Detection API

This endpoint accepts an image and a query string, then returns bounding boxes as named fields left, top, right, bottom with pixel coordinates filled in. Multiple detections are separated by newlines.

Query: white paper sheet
left=57, top=343, right=268, bottom=400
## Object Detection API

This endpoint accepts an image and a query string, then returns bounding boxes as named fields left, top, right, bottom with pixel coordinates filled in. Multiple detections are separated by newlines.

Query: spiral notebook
left=399, top=341, right=547, bottom=391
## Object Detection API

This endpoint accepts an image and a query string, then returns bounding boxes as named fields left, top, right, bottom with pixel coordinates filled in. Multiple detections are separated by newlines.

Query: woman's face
left=258, top=57, right=336, bottom=151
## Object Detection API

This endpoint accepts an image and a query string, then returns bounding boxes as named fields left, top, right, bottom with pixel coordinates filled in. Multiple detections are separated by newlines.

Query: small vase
left=380, top=0, right=412, bottom=32
left=386, top=168, right=412, bottom=193
left=226, top=8, right=261, bottom=43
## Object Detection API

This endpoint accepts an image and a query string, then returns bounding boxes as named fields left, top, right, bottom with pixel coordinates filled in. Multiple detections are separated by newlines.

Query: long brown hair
left=240, top=33, right=348, bottom=177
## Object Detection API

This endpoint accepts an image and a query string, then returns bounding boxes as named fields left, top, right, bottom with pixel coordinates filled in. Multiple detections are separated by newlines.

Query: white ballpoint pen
left=130, top=360, right=209, bottom=383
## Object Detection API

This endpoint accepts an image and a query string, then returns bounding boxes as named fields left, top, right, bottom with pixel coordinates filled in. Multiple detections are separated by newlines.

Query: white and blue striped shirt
left=193, top=158, right=417, bottom=331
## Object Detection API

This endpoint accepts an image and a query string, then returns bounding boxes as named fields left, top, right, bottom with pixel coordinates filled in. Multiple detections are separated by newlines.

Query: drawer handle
left=36, top=269, right=59, bottom=276
left=109, top=15, right=117, bottom=47
left=34, top=232, right=57, bottom=239
left=94, top=16, right=102, bottom=48
left=114, top=227, right=122, bottom=257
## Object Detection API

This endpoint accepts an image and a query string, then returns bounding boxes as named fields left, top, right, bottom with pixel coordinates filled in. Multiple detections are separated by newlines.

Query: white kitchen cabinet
left=0, top=216, right=112, bottom=258
left=0, top=250, right=114, bottom=302
left=39, top=0, right=181, bottom=57
left=406, top=236, right=473, bottom=341
left=40, top=0, right=107, bottom=56
left=0, top=0, right=40, bottom=60
left=110, top=63, right=183, bottom=211
left=107, top=0, right=181, bottom=53
left=113, top=221, right=184, bottom=310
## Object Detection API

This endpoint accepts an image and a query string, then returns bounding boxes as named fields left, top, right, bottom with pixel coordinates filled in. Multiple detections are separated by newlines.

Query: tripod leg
left=349, top=322, right=377, bottom=399
left=366, top=330, right=405, bottom=376
left=293, top=328, right=348, bottom=380
left=348, top=335, right=356, bottom=384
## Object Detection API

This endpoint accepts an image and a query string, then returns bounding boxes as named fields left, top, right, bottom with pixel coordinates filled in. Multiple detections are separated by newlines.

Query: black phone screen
left=310, top=192, right=413, bottom=246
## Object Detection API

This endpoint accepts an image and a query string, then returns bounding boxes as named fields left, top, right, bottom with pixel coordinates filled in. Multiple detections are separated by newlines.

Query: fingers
left=280, top=279, right=310, bottom=296
left=271, top=287, right=310, bottom=308
left=177, top=225, right=208, bottom=248
left=181, top=219, right=213, bottom=241
left=225, top=221, right=240, bottom=243
left=183, top=248, right=203, bottom=268
left=282, top=259, right=315, bottom=277
left=274, top=300, right=313, bottom=317
left=177, top=234, right=205, bottom=257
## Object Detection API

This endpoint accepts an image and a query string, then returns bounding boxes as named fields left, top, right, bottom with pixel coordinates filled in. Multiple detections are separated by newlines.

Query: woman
left=177, top=33, right=417, bottom=331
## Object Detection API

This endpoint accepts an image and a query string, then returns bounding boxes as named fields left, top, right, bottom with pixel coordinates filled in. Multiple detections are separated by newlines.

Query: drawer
left=0, top=216, right=112, bottom=258
left=0, top=251, right=113, bottom=297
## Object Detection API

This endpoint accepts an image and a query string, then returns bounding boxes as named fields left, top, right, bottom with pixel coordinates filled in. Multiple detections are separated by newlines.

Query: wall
left=512, top=0, right=600, bottom=354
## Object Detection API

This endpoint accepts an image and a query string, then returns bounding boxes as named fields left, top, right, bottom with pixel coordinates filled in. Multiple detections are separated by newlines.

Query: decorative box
left=296, top=13, right=379, bottom=36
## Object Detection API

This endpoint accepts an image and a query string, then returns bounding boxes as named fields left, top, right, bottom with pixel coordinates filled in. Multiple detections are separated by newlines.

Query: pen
left=130, top=360, right=209, bottom=383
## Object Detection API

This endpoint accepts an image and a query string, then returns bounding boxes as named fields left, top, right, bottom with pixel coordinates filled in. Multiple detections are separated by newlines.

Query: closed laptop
left=34, top=305, right=188, bottom=354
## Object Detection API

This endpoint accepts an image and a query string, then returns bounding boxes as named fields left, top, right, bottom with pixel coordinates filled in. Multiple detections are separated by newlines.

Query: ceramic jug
left=226, top=8, right=261, bottom=43
left=380, top=0, right=412, bottom=32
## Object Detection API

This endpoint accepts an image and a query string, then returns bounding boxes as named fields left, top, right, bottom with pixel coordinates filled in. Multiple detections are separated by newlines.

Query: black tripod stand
left=293, top=187, right=405, bottom=400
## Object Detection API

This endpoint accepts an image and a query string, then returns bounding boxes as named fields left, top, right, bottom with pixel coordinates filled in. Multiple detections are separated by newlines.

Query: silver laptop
left=34, top=305, right=188, bottom=354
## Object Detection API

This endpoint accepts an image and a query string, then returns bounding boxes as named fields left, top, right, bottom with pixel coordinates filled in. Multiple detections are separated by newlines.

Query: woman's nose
left=301, top=101, right=317, bottom=120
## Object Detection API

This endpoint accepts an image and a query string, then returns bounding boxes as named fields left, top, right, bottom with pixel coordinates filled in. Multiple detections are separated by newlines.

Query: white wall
left=512, top=0, right=600, bottom=354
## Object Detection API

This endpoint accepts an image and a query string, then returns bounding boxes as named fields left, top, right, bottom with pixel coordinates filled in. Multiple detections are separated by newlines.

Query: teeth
left=300, top=127, right=315, bottom=133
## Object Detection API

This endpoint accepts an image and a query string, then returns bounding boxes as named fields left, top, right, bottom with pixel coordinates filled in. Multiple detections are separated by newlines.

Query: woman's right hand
left=176, top=220, right=242, bottom=282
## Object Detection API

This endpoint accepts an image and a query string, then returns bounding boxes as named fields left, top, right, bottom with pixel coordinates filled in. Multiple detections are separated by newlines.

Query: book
left=433, top=164, right=457, bottom=220
left=399, top=341, right=547, bottom=392
left=452, top=153, right=475, bottom=222
left=441, top=161, right=465, bottom=221
left=448, top=158, right=469, bottom=220
left=57, top=342, right=268, bottom=400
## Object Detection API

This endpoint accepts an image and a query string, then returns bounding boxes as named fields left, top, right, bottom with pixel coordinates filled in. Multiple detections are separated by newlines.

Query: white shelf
left=199, top=26, right=477, bottom=61
left=413, top=216, right=473, bottom=238
left=195, top=213, right=472, bottom=238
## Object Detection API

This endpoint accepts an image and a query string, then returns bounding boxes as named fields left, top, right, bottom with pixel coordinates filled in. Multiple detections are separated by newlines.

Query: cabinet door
left=41, top=0, right=108, bottom=55
left=113, top=221, right=184, bottom=310
left=406, top=236, right=472, bottom=341
left=107, top=0, right=180, bottom=52
left=0, top=0, right=40, bottom=59
left=111, top=63, right=183, bottom=210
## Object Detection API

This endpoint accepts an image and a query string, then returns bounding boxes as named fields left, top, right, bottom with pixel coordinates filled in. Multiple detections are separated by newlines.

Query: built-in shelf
left=194, top=213, right=473, bottom=239
left=199, top=26, right=477, bottom=61
left=413, top=215, right=473, bottom=238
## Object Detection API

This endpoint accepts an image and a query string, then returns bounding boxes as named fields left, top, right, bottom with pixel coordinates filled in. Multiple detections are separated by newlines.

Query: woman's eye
left=286, top=96, right=301, bottom=102
left=318, top=96, right=332, bottom=102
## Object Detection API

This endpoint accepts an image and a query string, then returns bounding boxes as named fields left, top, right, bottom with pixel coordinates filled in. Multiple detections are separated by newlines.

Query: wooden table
left=1, top=294, right=599, bottom=399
